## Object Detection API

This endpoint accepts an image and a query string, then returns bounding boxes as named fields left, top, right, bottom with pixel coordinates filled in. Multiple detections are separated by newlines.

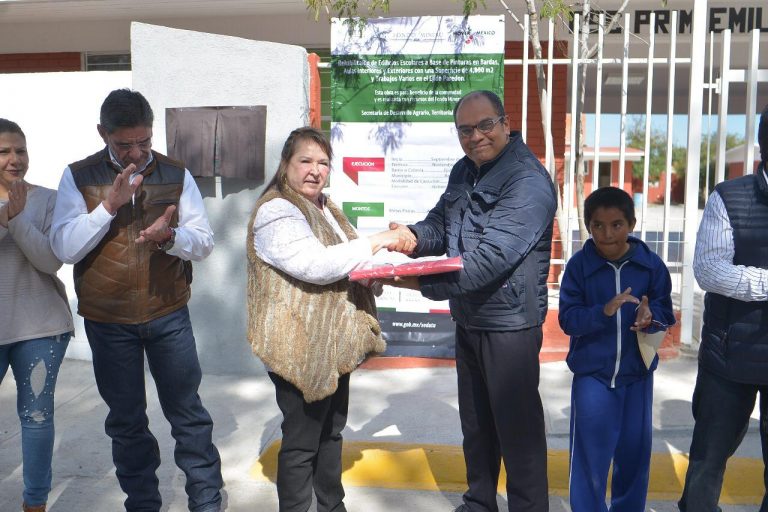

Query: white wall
left=131, top=22, right=309, bottom=174
left=0, top=71, right=132, bottom=360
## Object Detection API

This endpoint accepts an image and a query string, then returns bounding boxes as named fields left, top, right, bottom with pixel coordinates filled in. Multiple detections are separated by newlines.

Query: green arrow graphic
left=343, top=202, right=385, bottom=228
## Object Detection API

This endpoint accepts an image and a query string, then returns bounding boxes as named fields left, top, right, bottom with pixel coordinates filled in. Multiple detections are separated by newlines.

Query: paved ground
left=0, top=349, right=763, bottom=511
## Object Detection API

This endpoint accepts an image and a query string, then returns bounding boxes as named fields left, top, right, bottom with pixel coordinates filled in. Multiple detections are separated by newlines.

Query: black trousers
left=269, top=372, right=349, bottom=512
left=456, top=325, right=549, bottom=512
left=678, top=365, right=768, bottom=512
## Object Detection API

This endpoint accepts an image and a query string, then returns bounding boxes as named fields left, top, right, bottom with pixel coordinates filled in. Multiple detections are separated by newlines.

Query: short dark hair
left=584, top=186, right=636, bottom=229
left=261, top=127, right=333, bottom=197
left=759, top=104, right=768, bottom=163
left=0, top=118, right=25, bottom=139
left=99, top=89, right=154, bottom=133
left=453, top=90, right=505, bottom=123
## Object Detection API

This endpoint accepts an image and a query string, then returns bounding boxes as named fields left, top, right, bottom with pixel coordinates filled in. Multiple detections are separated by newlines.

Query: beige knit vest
left=246, top=186, right=385, bottom=402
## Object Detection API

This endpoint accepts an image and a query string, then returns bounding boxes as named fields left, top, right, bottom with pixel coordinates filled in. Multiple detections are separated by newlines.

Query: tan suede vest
left=71, top=149, right=191, bottom=324
left=246, top=185, right=385, bottom=402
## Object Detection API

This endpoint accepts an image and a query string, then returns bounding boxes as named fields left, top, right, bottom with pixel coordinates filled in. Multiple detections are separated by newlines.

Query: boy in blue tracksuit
left=559, top=187, right=675, bottom=512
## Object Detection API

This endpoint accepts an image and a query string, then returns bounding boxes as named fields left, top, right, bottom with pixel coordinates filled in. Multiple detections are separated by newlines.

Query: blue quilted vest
left=699, top=163, right=768, bottom=384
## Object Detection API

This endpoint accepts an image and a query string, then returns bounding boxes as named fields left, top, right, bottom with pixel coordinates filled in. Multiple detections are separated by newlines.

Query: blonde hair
left=261, top=127, right=332, bottom=197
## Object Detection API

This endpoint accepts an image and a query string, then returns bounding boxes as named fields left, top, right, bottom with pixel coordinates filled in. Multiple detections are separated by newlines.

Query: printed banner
left=329, top=15, right=505, bottom=357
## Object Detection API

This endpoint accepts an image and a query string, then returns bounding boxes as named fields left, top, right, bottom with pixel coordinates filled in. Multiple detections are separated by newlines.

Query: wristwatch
left=157, top=227, right=176, bottom=252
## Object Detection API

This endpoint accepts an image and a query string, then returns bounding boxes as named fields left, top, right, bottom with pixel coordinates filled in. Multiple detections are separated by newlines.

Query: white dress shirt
left=693, top=168, right=768, bottom=302
left=252, top=197, right=373, bottom=286
left=50, top=153, right=214, bottom=264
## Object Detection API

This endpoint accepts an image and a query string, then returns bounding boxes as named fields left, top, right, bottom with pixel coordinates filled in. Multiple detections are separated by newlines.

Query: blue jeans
left=85, top=306, right=222, bottom=512
left=678, top=365, right=768, bottom=512
left=0, top=333, right=70, bottom=507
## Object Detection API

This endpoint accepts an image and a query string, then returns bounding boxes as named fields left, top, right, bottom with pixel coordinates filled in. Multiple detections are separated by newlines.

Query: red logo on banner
left=343, top=157, right=385, bottom=184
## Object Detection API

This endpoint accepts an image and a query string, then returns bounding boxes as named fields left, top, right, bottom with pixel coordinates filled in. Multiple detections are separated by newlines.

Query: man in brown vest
left=50, top=89, right=223, bottom=512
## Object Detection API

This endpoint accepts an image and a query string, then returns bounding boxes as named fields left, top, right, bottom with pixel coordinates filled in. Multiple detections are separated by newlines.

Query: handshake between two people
left=367, top=221, right=417, bottom=256
left=363, top=222, right=421, bottom=292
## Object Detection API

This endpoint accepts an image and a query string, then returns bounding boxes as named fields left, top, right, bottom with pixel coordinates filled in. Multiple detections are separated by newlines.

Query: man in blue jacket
left=678, top=105, right=768, bottom=511
left=390, top=90, right=557, bottom=512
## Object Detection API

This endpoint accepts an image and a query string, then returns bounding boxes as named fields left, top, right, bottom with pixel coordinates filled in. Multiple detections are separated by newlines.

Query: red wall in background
left=0, top=53, right=81, bottom=73
left=503, top=41, right=568, bottom=172
left=504, top=41, right=568, bottom=285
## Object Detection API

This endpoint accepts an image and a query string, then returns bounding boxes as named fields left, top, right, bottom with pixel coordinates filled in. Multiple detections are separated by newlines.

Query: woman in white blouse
left=0, top=119, right=74, bottom=512
left=246, top=127, right=411, bottom=512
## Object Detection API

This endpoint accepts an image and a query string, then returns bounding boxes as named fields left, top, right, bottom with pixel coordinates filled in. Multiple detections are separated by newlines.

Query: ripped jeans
left=0, top=333, right=70, bottom=507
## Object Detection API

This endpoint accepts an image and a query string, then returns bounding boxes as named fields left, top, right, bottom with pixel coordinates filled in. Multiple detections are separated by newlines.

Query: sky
left=583, top=113, right=761, bottom=148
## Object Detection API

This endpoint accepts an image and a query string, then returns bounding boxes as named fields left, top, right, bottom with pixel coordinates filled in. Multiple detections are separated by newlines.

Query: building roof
left=0, top=0, right=466, bottom=22
left=724, top=143, right=761, bottom=164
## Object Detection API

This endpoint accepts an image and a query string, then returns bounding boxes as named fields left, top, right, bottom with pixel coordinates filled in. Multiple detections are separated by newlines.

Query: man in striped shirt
left=679, top=105, right=768, bottom=512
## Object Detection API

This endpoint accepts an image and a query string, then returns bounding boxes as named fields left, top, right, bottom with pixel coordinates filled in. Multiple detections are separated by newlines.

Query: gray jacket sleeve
left=9, top=189, right=63, bottom=275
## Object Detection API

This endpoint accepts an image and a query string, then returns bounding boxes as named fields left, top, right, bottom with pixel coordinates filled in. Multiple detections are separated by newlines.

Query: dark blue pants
left=455, top=325, right=549, bottom=512
left=569, top=373, right=653, bottom=512
left=679, top=365, right=768, bottom=512
left=269, top=371, right=349, bottom=512
left=85, top=306, right=222, bottom=512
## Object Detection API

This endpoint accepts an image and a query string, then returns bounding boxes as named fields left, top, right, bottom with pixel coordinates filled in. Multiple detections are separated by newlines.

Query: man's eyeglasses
left=113, top=138, right=152, bottom=151
left=456, top=116, right=505, bottom=138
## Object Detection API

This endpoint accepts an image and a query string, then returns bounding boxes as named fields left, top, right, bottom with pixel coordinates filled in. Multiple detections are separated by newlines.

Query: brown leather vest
left=70, top=148, right=191, bottom=324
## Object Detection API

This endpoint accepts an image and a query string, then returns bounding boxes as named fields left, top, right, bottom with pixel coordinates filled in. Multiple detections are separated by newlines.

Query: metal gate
left=506, top=1, right=765, bottom=345
left=315, top=2, right=767, bottom=345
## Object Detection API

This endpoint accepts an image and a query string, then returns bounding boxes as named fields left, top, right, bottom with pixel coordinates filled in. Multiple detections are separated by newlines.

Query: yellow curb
left=250, top=441, right=765, bottom=504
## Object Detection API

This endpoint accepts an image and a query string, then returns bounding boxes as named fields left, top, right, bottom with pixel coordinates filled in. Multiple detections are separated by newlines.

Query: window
left=85, top=52, right=131, bottom=71
left=598, top=161, right=612, bottom=188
